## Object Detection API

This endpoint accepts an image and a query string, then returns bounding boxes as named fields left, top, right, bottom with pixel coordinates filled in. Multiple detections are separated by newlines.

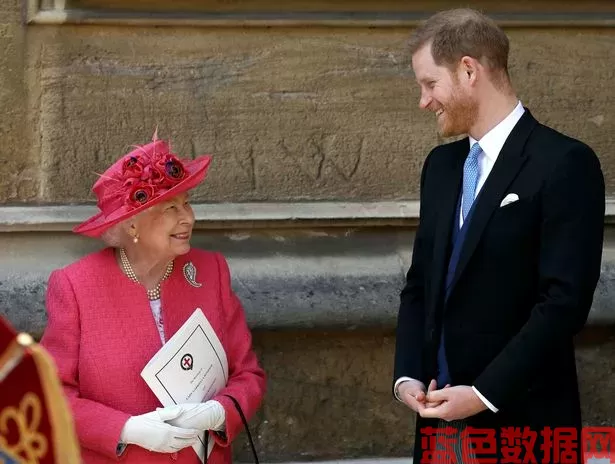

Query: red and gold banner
left=0, top=316, right=81, bottom=464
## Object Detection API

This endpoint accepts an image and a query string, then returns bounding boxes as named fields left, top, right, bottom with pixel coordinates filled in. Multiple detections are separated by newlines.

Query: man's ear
left=459, top=55, right=479, bottom=85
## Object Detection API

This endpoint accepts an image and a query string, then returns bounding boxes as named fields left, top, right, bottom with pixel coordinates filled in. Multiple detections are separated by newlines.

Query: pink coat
left=40, top=248, right=266, bottom=463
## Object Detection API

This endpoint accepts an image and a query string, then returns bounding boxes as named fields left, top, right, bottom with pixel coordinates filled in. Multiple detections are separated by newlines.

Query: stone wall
left=0, top=0, right=614, bottom=203
left=2, top=223, right=615, bottom=461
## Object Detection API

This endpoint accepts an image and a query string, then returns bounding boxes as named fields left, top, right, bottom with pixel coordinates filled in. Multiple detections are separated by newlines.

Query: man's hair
left=409, top=8, right=510, bottom=81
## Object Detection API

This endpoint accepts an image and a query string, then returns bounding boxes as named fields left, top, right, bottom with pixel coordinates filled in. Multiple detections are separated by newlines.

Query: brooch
left=183, top=262, right=203, bottom=288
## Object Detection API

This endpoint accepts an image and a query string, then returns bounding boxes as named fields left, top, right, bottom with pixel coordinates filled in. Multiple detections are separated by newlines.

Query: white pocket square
left=500, top=193, right=519, bottom=207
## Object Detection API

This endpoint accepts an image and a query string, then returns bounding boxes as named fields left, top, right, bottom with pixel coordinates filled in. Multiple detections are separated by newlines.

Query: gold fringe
left=29, top=343, right=82, bottom=463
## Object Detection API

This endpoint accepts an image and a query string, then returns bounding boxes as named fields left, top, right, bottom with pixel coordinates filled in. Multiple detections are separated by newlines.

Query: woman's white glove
left=161, top=400, right=226, bottom=432
left=119, top=408, right=201, bottom=453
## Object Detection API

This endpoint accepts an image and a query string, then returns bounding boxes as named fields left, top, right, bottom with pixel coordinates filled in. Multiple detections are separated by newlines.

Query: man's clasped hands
left=397, top=379, right=488, bottom=422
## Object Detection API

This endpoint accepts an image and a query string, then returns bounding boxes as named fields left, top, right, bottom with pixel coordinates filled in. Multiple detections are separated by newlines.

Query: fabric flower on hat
left=127, top=182, right=156, bottom=209
left=122, top=156, right=144, bottom=180
left=118, top=148, right=188, bottom=209
left=142, top=164, right=165, bottom=186
left=153, top=153, right=187, bottom=185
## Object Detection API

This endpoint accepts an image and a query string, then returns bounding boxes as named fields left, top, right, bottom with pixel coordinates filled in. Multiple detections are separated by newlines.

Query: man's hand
left=420, top=385, right=488, bottom=421
left=398, top=379, right=426, bottom=413
left=424, top=379, right=450, bottom=408
left=398, top=379, right=450, bottom=413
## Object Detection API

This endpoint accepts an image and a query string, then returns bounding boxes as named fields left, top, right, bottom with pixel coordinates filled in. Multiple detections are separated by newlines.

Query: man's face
left=412, top=44, right=478, bottom=137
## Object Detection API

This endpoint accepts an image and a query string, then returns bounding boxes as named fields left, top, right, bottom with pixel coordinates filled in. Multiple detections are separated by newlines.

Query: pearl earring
left=133, top=235, right=139, bottom=244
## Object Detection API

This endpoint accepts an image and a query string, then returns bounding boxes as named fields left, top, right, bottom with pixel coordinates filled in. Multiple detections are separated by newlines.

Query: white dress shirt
left=461, top=100, right=526, bottom=227
left=395, top=101, right=526, bottom=413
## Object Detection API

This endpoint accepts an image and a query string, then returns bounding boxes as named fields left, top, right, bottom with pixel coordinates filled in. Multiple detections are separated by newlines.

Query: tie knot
left=468, top=142, right=482, bottom=160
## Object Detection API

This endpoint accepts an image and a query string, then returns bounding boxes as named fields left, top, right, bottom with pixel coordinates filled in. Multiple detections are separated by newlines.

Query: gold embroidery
left=0, top=393, right=48, bottom=464
left=0, top=328, right=80, bottom=463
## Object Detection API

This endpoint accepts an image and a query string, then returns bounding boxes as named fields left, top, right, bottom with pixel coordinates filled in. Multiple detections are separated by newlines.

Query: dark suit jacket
left=393, top=110, right=605, bottom=463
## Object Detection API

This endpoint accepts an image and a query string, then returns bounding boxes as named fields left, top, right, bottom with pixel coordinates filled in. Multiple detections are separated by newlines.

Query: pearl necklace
left=119, top=248, right=174, bottom=300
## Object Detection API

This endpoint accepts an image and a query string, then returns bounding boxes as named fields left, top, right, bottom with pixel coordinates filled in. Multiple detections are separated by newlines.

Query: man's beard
left=437, top=87, right=478, bottom=138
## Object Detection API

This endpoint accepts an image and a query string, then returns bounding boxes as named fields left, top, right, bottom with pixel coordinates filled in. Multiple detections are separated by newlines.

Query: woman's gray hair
left=99, top=207, right=154, bottom=248
left=100, top=222, right=128, bottom=248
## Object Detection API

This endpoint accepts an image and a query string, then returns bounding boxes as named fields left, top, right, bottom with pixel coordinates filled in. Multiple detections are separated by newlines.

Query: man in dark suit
left=392, top=8, right=605, bottom=464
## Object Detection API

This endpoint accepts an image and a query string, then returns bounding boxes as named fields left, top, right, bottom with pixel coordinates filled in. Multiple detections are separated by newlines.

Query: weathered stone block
left=0, top=5, right=38, bottom=203
left=8, top=27, right=611, bottom=204
left=1, top=227, right=614, bottom=461
left=3, top=229, right=615, bottom=337
left=233, top=331, right=414, bottom=462
left=509, top=30, right=615, bottom=193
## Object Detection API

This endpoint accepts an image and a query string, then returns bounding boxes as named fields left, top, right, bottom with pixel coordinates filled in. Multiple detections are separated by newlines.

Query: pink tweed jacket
left=40, top=247, right=266, bottom=463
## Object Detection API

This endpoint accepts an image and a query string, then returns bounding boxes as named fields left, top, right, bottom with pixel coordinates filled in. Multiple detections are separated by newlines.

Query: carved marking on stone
left=94, top=147, right=105, bottom=163
left=279, top=135, right=325, bottom=181
left=589, top=115, right=605, bottom=127
left=7, top=168, right=37, bottom=201
left=234, top=143, right=257, bottom=191
left=190, top=139, right=198, bottom=160
left=280, top=133, right=365, bottom=182
left=322, top=134, right=364, bottom=181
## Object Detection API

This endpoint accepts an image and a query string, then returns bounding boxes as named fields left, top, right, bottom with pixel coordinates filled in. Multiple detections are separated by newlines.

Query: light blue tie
left=462, top=142, right=482, bottom=221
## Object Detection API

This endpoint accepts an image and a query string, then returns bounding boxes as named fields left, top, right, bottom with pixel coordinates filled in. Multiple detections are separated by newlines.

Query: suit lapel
left=447, top=110, right=538, bottom=296
left=428, top=142, right=466, bottom=316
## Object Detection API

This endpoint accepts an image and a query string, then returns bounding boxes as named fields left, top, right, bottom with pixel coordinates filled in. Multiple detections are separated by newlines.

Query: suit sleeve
left=40, top=269, right=130, bottom=460
left=211, top=253, right=266, bottom=447
left=393, top=150, right=435, bottom=390
left=473, top=143, right=605, bottom=408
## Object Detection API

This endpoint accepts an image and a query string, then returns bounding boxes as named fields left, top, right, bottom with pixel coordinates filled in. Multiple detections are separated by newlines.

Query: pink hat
left=74, top=134, right=211, bottom=238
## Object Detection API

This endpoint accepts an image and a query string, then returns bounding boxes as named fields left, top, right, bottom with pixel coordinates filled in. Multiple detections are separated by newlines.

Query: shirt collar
left=469, top=101, right=525, bottom=164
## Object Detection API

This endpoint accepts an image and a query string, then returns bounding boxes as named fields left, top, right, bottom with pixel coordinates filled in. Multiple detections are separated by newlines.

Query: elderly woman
left=40, top=134, right=265, bottom=464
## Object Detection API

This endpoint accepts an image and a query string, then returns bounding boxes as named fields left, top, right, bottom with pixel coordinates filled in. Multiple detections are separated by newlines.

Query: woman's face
left=131, top=193, right=195, bottom=262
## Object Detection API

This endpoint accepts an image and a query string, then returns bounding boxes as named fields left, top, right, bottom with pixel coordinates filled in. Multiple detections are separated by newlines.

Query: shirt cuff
left=472, top=386, right=498, bottom=413
left=393, top=376, right=416, bottom=402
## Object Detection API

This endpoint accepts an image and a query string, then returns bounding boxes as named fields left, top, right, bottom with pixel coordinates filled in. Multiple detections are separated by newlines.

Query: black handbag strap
left=203, top=394, right=259, bottom=464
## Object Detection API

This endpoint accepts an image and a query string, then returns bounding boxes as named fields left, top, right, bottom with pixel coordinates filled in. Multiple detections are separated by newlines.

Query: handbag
left=203, top=394, right=259, bottom=464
